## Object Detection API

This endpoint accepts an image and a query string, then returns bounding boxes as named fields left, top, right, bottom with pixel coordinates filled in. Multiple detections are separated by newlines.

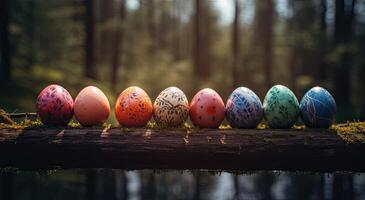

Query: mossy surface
left=330, top=121, right=365, bottom=144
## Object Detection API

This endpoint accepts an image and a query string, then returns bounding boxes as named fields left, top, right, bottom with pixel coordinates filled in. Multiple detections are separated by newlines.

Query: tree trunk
left=140, top=171, right=156, bottom=200
left=232, top=0, right=241, bottom=90
left=116, top=171, right=128, bottom=200
left=263, top=0, right=274, bottom=91
left=333, top=174, right=344, bottom=200
left=84, top=0, right=97, bottom=80
left=25, top=0, right=35, bottom=71
left=85, top=170, right=96, bottom=200
left=111, top=0, right=126, bottom=93
left=318, top=0, right=328, bottom=81
left=254, top=1, right=275, bottom=92
left=0, top=0, right=11, bottom=81
left=194, top=172, right=201, bottom=200
left=146, top=0, right=156, bottom=59
left=320, top=0, right=327, bottom=32
left=193, top=0, right=210, bottom=79
left=333, top=0, right=357, bottom=107
left=233, top=175, right=241, bottom=200
left=0, top=172, right=13, bottom=200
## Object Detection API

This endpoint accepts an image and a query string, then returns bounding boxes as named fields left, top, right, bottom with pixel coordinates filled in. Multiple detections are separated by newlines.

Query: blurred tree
left=233, top=175, right=241, bottom=200
left=0, top=0, right=11, bottom=81
left=232, top=0, right=241, bottom=90
left=318, top=0, right=329, bottom=81
left=111, top=0, right=126, bottom=93
left=333, top=0, right=357, bottom=107
left=145, top=0, right=157, bottom=59
left=194, top=172, right=201, bottom=200
left=85, top=170, right=96, bottom=200
left=95, top=0, right=113, bottom=68
left=115, top=171, right=128, bottom=200
left=139, top=171, right=156, bottom=200
left=84, top=0, right=97, bottom=80
left=0, top=172, right=14, bottom=200
left=332, top=174, right=354, bottom=200
left=23, top=0, right=36, bottom=71
left=101, top=170, right=117, bottom=200
left=253, top=172, right=275, bottom=200
left=193, top=0, right=211, bottom=79
left=253, top=0, right=275, bottom=91
left=287, top=1, right=318, bottom=92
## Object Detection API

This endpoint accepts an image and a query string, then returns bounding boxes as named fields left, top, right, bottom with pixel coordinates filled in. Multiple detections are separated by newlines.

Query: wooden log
left=0, top=128, right=364, bottom=172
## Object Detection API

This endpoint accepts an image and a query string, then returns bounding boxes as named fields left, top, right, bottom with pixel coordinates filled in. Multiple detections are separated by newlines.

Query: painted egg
left=36, top=84, right=74, bottom=126
left=300, top=86, right=337, bottom=128
left=226, top=87, right=263, bottom=128
left=153, top=87, right=189, bottom=127
left=263, top=85, right=300, bottom=128
left=74, top=86, right=110, bottom=126
left=189, top=88, right=225, bottom=128
left=115, top=86, right=153, bottom=127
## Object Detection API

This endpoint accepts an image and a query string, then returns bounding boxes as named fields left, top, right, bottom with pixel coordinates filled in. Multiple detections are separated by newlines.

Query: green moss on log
left=330, top=121, right=365, bottom=144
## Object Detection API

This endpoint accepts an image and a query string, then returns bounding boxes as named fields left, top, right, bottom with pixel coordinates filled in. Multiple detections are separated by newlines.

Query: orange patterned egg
left=115, top=86, right=153, bottom=127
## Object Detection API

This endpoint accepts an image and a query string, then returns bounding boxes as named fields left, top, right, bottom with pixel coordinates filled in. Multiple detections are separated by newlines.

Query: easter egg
left=263, top=85, right=300, bottom=128
left=189, top=88, right=225, bottom=128
left=153, top=87, right=189, bottom=127
left=36, top=84, right=74, bottom=126
left=115, top=86, right=153, bottom=127
left=226, top=87, right=263, bottom=128
left=74, top=86, right=110, bottom=126
left=300, top=86, right=337, bottom=128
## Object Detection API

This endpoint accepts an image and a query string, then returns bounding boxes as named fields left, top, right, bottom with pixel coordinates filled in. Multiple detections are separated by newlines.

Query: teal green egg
left=263, top=85, right=300, bottom=128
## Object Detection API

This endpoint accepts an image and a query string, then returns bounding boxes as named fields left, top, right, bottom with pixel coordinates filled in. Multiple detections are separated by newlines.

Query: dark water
left=0, top=170, right=364, bottom=200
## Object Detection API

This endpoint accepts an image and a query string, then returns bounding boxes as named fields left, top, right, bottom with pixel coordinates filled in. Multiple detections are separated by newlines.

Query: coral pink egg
left=189, top=88, right=225, bottom=128
left=115, top=86, right=153, bottom=127
left=74, top=86, right=110, bottom=126
left=36, top=84, right=74, bottom=126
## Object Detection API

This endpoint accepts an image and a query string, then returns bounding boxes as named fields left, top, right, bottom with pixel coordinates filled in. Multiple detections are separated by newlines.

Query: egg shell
left=263, top=85, right=300, bottom=129
left=226, top=87, right=263, bottom=128
left=153, top=87, right=189, bottom=127
left=300, top=86, right=337, bottom=128
left=36, top=84, right=74, bottom=126
left=189, top=88, right=225, bottom=128
left=115, top=86, right=153, bottom=127
left=74, top=86, right=110, bottom=126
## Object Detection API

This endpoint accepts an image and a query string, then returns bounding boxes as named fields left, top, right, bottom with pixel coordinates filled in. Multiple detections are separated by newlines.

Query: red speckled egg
left=36, top=84, right=74, bottom=126
left=189, top=88, right=225, bottom=128
left=115, top=86, right=153, bottom=127
left=74, top=86, right=110, bottom=126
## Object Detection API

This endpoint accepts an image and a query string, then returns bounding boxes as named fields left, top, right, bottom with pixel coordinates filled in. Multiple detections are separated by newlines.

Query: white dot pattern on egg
left=153, top=87, right=189, bottom=127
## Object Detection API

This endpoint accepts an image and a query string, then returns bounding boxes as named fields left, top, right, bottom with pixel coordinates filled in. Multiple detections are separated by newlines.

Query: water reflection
left=0, top=170, right=365, bottom=200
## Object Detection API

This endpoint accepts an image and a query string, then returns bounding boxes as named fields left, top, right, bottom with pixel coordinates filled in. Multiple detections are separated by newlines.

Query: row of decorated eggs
left=36, top=84, right=337, bottom=129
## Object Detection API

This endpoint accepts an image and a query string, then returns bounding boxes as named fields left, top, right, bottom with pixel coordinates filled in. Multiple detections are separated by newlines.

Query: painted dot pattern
left=300, top=86, right=337, bottom=128
left=226, top=87, right=263, bottom=128
left=115, top=86, right=153, bottom=127
left=153, top=87, right=189, bottom=127
left=36, top=84, right=74, bottom=126
left=189, top=88, right=225, bottom=128
left=263, top=85, right=300, bottom=129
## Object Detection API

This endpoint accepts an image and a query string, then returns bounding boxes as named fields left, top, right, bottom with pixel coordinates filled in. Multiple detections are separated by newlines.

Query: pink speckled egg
left=74, top=86, right=110, bottom=126
left=36, top=84, right=74, bottom=126
left=189, top=88, right=225, bottom=128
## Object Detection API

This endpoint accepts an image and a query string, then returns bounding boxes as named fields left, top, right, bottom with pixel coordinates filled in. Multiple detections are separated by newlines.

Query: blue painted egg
left=300, top=86, right=337, bottom=128
left=263, top=85, right=300, bottom=128
left=226, top=87, right=263, bottom=128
